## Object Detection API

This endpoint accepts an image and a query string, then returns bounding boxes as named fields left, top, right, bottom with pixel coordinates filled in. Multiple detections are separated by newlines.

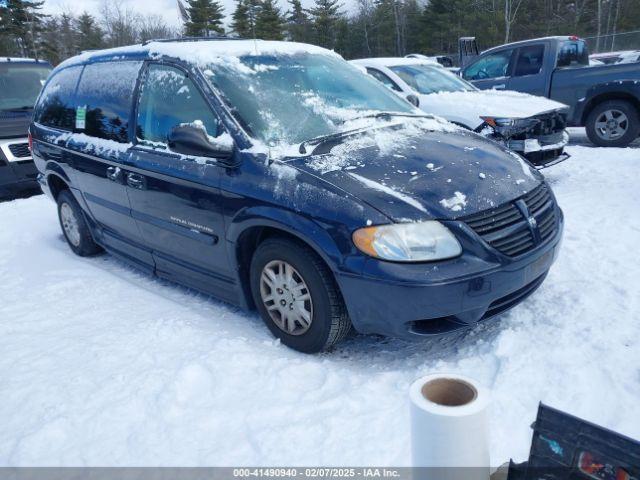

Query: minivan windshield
left=0, top=62, right=51, bottom=111
left=203, top=53, right=417, bottom=146
left=389, top=64, right=476, bottom=95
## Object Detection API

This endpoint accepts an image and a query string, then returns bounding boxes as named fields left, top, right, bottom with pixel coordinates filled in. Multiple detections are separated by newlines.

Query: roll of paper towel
left=410, top=373, right=490, bottom=480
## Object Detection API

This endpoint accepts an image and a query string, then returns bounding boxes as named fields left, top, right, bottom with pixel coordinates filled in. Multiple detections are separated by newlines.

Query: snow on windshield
left=200, top=52, right=419, bottom=149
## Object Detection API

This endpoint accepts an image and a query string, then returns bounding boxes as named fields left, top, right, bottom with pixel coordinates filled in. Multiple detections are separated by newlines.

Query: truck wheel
left=586, top=100, right=640, bottom=147
left=57, top=190, right=102, bottom=256
left=250, top=237, right=351, bottom=353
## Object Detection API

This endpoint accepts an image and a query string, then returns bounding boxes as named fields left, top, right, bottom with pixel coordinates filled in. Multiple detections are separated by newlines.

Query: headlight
left=481, top=116, right=540, bottom=136
left=352, top=221, right=462, bottom=262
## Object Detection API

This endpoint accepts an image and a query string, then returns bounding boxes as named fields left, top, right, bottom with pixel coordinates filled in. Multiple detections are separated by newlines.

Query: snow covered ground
left=1, top=144, right=639, bottom=466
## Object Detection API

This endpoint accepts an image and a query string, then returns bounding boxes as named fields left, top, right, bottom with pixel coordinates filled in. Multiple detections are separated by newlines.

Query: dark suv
left=1, top=57, right=51, bottom=198
left=31, top=39, right=563, bottom=352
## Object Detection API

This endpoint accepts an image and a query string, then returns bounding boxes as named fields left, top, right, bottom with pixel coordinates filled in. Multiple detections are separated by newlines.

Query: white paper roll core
left=410, top=373, right=490, bottom=480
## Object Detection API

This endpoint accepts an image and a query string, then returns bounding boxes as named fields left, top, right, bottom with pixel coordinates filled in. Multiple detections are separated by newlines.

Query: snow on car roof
left=57, top=39, right=341, bottom=70
left=351, top=57, right=441, bottom=68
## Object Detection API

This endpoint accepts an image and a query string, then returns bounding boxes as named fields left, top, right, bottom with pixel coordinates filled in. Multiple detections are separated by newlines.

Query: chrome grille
left=461, top=183, right=558, bottom=257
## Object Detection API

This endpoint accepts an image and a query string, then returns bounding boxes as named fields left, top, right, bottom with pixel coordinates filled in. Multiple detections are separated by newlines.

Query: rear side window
left=136, top=64, right=221, bottom=145
left=75, top=61, right=142, bottom=143
left=514, top=45, right=545, bottom=76
left=34, top=66, right=82, bottom=130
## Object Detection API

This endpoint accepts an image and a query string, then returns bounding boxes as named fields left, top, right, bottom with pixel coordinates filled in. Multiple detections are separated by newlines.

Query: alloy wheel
left=60, top=202, right=81, bottom=247
left=259, top=260, right=313, bottom=336
left=594, top=109, right=629, bottom=140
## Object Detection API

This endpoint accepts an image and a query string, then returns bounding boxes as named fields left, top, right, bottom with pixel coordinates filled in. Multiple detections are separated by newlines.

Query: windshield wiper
left=344, top=111, right=432, bottom=122
left=298, top=112, right=432, bottom=154
left=299, top=122, right=402, bottom=154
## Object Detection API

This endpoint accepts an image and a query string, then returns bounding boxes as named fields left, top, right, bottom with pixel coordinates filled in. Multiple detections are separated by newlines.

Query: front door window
left=136, top=64, right=222, bottom=148
left=463, top=49, right=514, bottom=81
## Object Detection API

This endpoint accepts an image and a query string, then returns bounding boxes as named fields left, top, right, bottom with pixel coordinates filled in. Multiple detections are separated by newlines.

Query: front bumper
left=0, top=138, right=39, bottom=198
left=336, top=209, right=563, bottom=339
left=0, top=160, right=39, bottom=198
left=507, top=131, right=570, bottom=167
left=507, top=130, right=570, bottom=155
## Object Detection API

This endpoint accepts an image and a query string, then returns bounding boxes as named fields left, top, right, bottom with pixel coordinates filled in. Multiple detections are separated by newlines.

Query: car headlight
left=352, top=221, right=462, bottom=262
left=481, top=116, right=540, bottom=136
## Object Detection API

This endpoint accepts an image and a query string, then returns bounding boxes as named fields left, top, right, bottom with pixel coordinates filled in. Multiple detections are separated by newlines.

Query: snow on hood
left=288, top=125, right=543, bottom=222
left=421, top=89, right=568, bottom=126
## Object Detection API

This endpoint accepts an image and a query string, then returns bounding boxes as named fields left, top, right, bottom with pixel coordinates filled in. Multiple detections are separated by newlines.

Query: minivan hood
left=288, top=127, right=543, bottom=222
left=419, top=90, right=568, bottom=130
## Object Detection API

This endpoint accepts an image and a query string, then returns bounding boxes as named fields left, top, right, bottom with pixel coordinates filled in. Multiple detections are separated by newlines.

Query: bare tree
left=610, top=0, right=622, bottom=50
left=504, top=0, right=527, bottom=43
left=100, top=0, right=141, bottom=47
left=356, top=0, right=373, bottom=56
left=595, top=0, right=602, bottom=52
left=139, top=14, right=178, bottom=42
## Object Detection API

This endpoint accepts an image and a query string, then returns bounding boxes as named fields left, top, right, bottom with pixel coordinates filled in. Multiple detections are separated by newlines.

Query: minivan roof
left=57, top=39, right=339, bottom=70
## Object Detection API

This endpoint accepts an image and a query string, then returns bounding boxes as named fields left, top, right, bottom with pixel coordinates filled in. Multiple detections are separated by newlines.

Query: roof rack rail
left=142, top=36, right=246, bottom=46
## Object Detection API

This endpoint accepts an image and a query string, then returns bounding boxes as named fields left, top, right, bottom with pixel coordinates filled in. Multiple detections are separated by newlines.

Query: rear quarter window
left=34, top=66, right=82, bottom=130
left=75, top=61, right=143, bottom=143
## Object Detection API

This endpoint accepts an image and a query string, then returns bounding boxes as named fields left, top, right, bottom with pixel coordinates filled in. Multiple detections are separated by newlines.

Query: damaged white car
left=352, top=57, right=570, bottom=167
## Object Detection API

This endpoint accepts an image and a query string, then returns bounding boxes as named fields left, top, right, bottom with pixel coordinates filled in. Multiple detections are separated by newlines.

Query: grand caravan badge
left=170, top=216, right=215, bottom=235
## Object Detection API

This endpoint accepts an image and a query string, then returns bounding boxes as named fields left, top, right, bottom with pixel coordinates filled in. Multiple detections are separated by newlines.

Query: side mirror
left=407, top=94, right=420, bottom=108
left=168, top=123, right=235, bottom=162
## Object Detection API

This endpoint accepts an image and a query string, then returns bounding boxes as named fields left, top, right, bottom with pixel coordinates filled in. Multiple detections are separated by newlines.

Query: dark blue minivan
left=30, top=39, right=563, bottom=352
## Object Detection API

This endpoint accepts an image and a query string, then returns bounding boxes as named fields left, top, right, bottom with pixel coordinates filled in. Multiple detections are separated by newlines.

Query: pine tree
left=184, top=0, right=225, bottom=36
left=255, top=0, right=284, bottom=40
left=76, top=12, right=104, bottom=52
left=39, top=16, right=62, bottom=64
left=231, top=0, right=252, bottom=37
left=286, top=0, right=311, bottom=43
left=308, top=0, right=342, bottom=49
left=0, top=0, right=46, bottom=58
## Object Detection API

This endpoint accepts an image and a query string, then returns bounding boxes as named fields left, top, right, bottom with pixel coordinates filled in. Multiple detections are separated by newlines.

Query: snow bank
left=1, top=145, right=639, bottom=466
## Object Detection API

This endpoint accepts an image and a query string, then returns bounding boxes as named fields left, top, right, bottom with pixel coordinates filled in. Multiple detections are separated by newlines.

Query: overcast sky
left=41, top=0, right=333, bottom=29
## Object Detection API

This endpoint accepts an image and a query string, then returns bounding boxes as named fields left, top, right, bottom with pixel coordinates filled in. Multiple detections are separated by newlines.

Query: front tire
left=586, top=100, right=640, bottom=147
left=250, top=237, right=351, bottom=353
left=57, top=190, right=102, bottom=256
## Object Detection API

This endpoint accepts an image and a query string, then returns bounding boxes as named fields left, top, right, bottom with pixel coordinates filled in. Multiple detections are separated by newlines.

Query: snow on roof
left=350, top=57, right=441, bottom=68
left=57, top=39, right=340, bottom=70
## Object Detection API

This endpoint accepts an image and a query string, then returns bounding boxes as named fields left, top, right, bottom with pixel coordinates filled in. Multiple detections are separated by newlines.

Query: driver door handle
left=493, top=84, right=506, bottom=90
left=126, top=172, right=146, bottom=190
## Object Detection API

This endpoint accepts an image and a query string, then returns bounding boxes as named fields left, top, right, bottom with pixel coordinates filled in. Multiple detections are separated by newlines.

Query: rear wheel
left=586, top=100, right=640, bottom=147
left=250, top=237, right=351, bottom=353
left=57, top=190, right=102, bottom=256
